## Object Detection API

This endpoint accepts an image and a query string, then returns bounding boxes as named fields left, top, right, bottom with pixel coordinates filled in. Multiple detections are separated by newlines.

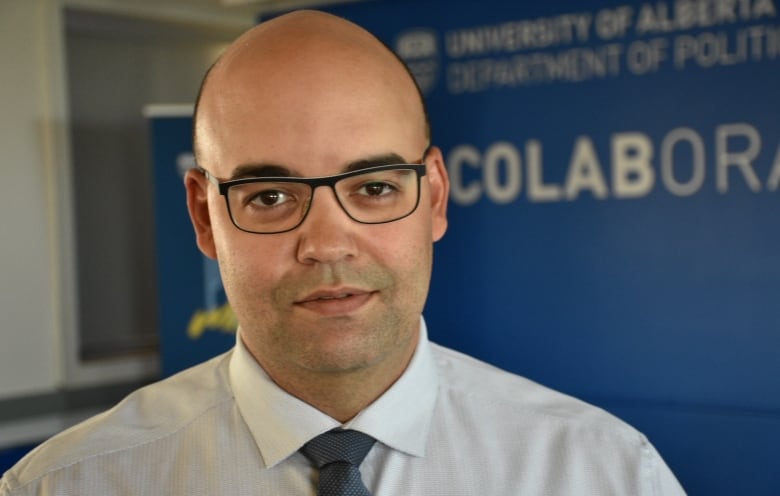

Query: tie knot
left=301, top=429, right=376, bottom=469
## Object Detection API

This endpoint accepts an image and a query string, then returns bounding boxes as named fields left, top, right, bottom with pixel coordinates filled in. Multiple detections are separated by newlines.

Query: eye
left=358, top=181, right=398, bottom=197
left=249, top=189, right=291, bottom=207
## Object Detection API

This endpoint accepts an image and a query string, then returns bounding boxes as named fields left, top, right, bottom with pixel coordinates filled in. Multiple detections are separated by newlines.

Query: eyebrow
left=228, top=153, right=409, bottom=180
left=344, top=153, right=407, bottom=172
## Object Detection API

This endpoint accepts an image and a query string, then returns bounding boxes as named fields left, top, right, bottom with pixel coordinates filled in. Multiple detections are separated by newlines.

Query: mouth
left=295, top=288, right=376, bottom=316
left=302, top=292, right=359, bottom=302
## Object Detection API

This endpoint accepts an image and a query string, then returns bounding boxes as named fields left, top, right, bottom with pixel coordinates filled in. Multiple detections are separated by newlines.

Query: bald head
left=193, top=10, right=429, bottom=167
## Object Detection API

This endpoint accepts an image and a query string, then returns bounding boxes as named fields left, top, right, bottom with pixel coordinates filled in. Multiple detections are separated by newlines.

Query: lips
left=300, top=290, right=360, bottom=302
left=295, top=287, right=375, bottom=316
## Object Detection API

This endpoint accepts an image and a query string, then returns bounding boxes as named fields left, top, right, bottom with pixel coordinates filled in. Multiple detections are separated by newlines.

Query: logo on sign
left=395, top=29, right=439, bottom=95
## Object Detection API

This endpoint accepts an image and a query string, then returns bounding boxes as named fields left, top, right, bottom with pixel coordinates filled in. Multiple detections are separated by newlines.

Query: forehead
left=202, top=81, right=424, bottom=178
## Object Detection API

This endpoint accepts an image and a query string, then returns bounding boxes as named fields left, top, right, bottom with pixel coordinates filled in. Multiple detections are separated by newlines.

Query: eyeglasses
left=199, top=159, right=428, bottom=234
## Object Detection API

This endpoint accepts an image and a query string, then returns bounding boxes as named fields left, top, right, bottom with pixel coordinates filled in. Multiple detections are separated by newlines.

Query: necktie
left=300, top=429, right=376, bottom=496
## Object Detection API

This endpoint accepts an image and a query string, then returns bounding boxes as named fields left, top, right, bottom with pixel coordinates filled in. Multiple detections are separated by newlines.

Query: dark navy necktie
left=300, top=429, right=376, bottom=496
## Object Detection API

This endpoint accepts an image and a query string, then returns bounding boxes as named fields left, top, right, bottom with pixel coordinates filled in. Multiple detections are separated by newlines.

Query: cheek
left=209, top=198, right=286, bottom=281
left=213, top=234, right=287, bottom=312
left=378, top=221, right=434, bottom=301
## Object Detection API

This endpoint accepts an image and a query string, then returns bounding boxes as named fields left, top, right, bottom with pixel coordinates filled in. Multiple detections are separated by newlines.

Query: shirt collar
left=229, top=317, right=439, bottom=468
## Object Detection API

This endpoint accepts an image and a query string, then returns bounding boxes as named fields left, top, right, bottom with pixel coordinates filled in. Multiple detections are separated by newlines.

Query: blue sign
left=314, top=1, right=779, bottom=494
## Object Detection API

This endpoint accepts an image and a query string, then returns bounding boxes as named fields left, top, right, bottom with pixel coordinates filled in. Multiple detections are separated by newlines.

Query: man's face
left=187, top=39, right=448, bottom=384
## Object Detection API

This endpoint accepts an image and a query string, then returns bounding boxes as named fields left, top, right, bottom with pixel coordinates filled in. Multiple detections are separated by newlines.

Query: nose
left=295, top=186, right=359, bottom=265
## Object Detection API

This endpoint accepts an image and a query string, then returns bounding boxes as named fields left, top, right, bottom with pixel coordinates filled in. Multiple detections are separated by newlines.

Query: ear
left=184, top=168, right=218, bottom=259
left=424, top=146, right=449, bottom=242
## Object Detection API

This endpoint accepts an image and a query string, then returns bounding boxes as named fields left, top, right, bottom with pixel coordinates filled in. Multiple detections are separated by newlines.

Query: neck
left=277, top=364, right=407, bottom=422
left=246, top=331, right=419, bottom=423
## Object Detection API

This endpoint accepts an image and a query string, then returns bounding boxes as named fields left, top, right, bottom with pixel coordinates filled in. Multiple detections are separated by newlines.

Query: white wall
left=0, top=0, right=65, bottom=399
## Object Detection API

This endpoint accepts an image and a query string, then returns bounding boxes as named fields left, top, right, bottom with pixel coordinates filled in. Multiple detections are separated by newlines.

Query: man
left=1, top=10, right=685, bottom=495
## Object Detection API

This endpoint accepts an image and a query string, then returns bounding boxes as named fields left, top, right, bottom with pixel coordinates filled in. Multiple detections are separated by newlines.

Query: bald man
left=1, top=11, right=685, bottom=496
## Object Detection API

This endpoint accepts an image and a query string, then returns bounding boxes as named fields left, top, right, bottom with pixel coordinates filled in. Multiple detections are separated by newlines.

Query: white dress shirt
left=1, top=319, right=686, bottom=495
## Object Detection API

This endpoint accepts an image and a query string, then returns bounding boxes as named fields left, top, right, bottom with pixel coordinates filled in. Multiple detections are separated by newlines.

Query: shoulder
left=430, top=341, right=641, bottom=440
left=2, top=352, right=234, bottom=493
left=426, top=343, right=685, bottom=494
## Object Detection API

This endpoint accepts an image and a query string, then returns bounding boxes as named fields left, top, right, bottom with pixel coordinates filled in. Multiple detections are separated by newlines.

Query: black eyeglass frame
left=198, top=161, right=428, bottom=234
